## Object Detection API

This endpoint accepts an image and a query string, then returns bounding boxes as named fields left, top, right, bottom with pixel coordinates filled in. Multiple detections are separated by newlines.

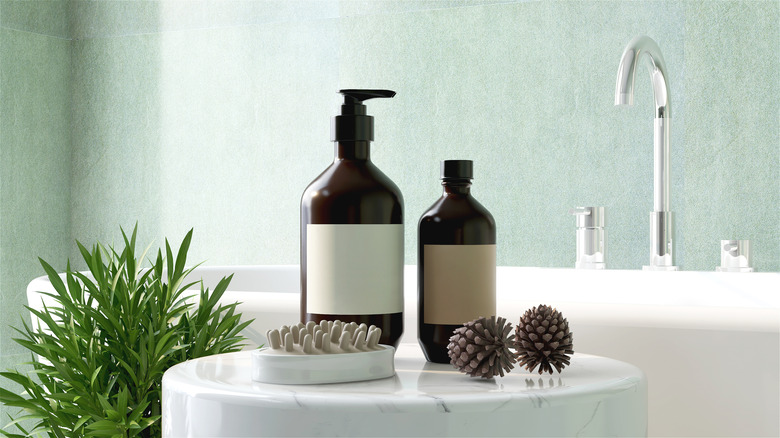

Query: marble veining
left=162, top=344, right=647, bottom=437
left=427, top=395, right=451, bottom=413
left=577, top=400, right=603, bottom=437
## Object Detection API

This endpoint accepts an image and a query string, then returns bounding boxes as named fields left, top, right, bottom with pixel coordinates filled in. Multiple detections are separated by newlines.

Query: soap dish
left=251, top=320, right=395, bottom=385
left=251, top=345, right=395, bottom=385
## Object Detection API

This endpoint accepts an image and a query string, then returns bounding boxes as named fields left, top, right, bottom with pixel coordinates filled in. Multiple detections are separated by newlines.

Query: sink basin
left=27, top=266, right=779, bottom=437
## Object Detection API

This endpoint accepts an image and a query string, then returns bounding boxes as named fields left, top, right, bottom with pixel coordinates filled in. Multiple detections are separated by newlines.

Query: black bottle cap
left=441, top=160, right=473, bottom=180
left=332, top=89, right=396, bottom=142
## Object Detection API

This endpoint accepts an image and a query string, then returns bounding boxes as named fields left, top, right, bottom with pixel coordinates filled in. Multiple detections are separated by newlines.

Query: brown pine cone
left=447, top=316, right=515, bottom=379
left=515, top=304, right=574, bottom=374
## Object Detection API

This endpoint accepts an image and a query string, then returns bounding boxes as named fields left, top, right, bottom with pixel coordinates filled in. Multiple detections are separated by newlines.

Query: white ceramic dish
left=251, top=344, right=395, bottom=385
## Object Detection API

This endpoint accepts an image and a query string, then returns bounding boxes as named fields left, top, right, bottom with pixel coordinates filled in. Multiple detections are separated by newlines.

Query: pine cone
left=447, top=316, right=515, bottom=379
left=515, top=305, right=574, bottom=374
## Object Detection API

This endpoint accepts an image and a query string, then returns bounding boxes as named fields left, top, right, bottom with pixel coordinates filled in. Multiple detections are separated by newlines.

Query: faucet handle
left=570, top=207, right=606, bottom=269
left=716, top=240, right=753, bottom=272
left=569, top=206, right=605, bottom=228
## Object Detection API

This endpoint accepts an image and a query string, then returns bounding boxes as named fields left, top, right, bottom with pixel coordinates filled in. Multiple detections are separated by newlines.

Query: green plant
left=0, top=226, right=253, bottom=437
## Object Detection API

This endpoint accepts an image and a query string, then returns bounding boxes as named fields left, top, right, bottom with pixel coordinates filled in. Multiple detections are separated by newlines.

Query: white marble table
left=162, top=344, right=647, bottom=437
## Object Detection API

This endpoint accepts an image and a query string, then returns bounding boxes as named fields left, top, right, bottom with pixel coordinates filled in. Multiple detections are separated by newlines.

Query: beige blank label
left=307, top=224, right=404, bottom=315
left=423, top=244, right=496, bottom=325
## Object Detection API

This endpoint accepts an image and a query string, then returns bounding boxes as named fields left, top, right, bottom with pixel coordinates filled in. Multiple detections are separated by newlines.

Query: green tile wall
left=0, top=10, right=71, bottom=354
left=338, top=0, right=688, bottom=270
left=69, top=6, right=341, bottom=267
left=683, top=1, right=779, bottom=273
left=0, top=0, right=71, bottom=427
left=65, top=0, right=779, bottom=275
left=0, top=0, right=69, bottom=38
left=70, top=33, right=165, bottom=256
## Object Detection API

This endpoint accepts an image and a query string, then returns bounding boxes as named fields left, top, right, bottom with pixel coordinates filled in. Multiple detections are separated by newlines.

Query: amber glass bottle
left=418, top=160, right=496, bottom=363
left=300, top=89, right=403, bottom=347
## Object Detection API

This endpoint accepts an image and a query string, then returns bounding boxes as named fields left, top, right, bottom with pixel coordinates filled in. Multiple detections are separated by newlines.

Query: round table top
left=164, top=343, right=645, bottom=412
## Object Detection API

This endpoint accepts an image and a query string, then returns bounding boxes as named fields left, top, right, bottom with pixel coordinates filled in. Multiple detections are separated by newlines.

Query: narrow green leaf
left=165, top=239, right=174, bottom=286
left=173, top=229, right=194, bottom=281
left=38, top=258, right=67, bottom=298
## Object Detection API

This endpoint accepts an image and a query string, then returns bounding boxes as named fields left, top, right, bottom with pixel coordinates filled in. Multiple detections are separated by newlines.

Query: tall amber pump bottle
left=300, top=89, right=403, bottom=347
left=418, top=160, right=496, bottom=363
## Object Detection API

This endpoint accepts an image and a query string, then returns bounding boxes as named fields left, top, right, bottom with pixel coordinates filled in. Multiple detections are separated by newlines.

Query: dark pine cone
left=515, top=305, right=574, bottom=374
left=447, top=316, right=515, bottom=379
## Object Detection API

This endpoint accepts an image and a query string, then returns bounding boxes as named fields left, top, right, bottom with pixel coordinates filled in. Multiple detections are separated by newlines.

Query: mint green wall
left=0, top=0, right=71, bottom=354
left=0, top=0, right=72, bottom=425
left=68, top=0, right=778, bottom=273
left=1, top=0, right=778, bottom=427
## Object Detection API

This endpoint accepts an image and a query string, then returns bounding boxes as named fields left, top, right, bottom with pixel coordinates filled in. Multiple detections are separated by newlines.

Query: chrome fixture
left=570, top=207, right=606, bottom=269
left=716, top=240, right=753, bottom=272
left=615, top=35, right=677, bottom=271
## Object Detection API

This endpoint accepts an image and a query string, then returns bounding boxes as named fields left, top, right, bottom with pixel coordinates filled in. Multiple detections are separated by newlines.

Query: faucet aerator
left=615, top=93, right=633, bottom=106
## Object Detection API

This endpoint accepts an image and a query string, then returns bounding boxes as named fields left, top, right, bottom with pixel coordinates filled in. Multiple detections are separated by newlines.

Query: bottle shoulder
left=419, top=194, right=494, bottom=223
left=418, top=194, right=496, bottom=244
left=304, top=161, right=402, bottom=200
left=302, top=160, right=403, bottom=224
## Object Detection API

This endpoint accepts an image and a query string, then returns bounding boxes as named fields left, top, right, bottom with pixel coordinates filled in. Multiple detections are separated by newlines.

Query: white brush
left=253, top=320, right=395, bottom=384
left=265, top=320, right=382, bottom=355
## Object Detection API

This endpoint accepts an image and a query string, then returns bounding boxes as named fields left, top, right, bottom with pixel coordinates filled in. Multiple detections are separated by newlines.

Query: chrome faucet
left=615, top=35, right=677, bottom=270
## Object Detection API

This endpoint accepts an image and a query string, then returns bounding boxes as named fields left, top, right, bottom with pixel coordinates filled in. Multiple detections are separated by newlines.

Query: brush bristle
left=265, top=320, right=382, bottom=354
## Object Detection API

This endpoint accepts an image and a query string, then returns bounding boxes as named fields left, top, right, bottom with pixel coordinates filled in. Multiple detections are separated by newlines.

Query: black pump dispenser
left=301, top=88, right=404, bottom=348
left=332, top=89, right=396, bottom=142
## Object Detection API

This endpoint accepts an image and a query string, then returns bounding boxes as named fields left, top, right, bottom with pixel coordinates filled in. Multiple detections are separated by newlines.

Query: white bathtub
left=27, top=266, right=779, bottom=437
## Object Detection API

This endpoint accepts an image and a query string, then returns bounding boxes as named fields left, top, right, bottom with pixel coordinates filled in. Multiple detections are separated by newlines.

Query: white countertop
left=162, top=344, right=647, bottom=437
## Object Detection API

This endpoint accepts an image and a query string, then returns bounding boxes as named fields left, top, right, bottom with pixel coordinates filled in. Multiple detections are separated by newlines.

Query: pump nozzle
left=332, top=89, right=396, bottom=142
left=340, top=89, right=396, bottom=104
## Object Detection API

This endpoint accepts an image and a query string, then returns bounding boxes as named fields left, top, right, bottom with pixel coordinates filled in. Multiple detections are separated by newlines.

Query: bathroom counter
left=162, top=343, right=647, bottom=437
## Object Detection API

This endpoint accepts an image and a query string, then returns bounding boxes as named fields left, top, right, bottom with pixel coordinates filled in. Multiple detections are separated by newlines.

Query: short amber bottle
left=417, top=160, right=496, bottom=363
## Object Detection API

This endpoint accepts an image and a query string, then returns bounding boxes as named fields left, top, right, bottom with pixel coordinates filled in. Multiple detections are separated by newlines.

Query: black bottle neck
left=335, top=141, right=370, bottom=161
left=442, top=179, right=472, bottom=195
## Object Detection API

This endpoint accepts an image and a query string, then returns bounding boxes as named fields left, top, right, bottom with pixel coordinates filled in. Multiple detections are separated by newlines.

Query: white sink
left=28, top=266, right=780, bottom=437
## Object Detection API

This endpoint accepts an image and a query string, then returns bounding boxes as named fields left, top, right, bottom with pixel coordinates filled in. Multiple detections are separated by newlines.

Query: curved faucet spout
left=615, top=35, right=677, bottom=270
left=615, top=35, right=671, bottom=119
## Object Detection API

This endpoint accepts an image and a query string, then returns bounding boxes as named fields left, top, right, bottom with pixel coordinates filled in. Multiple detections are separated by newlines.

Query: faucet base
left=642, top=265, right=679, bottom=271
left=649, top=211, right=676, bottom=270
